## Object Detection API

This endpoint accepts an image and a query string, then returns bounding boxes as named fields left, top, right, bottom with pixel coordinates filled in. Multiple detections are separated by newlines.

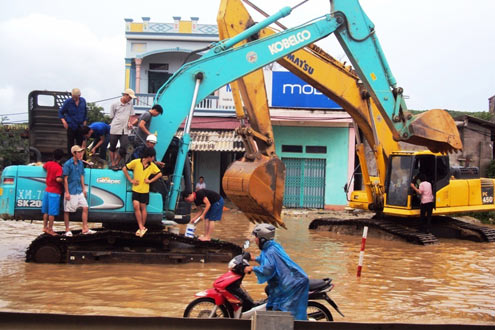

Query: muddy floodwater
left=0, top=209, right=494, bottom=325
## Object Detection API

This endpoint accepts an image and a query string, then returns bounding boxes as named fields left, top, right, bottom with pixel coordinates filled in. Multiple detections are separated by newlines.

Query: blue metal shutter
left=282, top=158, right=325, bottom=208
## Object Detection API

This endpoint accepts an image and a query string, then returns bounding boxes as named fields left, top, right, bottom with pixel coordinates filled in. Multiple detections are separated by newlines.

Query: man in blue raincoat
left=244, top=224, right=309, bottom=320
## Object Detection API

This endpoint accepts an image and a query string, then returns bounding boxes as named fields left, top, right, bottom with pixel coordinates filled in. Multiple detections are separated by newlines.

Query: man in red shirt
left=41, top=149, right=65, bottom=235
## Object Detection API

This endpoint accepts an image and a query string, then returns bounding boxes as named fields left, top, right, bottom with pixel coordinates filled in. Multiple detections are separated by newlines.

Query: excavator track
left=26, top=229, right=242, bottom=264
left=435, top=217, right=495, bottom=242
left=309, top=216, right=495, bottom=245
left=309, top=218, right=438, bottom=245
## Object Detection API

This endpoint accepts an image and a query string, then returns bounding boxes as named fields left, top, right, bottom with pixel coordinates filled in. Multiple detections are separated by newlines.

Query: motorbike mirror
left=243, top=240, right=250, bottom=250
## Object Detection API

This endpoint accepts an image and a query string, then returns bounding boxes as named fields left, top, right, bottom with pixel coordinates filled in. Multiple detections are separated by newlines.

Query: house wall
left=273, top=125, right=350, bottom=207
left=457, top=123, right=493, bottom=176
left=135, top=52, right=191, bottom=93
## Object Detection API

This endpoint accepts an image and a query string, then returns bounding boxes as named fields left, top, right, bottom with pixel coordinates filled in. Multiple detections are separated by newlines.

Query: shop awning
left=176, top=130, right=245, bottom=152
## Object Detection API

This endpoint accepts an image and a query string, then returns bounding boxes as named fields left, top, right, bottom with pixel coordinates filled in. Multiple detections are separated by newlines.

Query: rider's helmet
left=252, top=224, right=276, bottom=249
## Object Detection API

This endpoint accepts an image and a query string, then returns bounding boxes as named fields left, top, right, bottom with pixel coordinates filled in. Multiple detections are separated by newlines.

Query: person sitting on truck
left=41, top=148, right=65, bottom=236
left=81, top=122, right=110, bottom=161
left=244, top=224, right=309, bottom=321
left=62, top=145, right=96, bottom=236
left=109, top=89, right=136, bottom=170
left=122, top=147, right=163, bottom=238
left=58, top=88, right=88, bottom=155
left=183, top=189, right=224, bottom=241
left=134, top=104, right=163, bottom=147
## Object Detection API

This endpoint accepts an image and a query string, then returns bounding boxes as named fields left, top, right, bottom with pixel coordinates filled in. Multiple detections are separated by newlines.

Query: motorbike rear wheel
left=307, top=301, right=333, bottom=321
left=183, top=297, right=229, bottom=318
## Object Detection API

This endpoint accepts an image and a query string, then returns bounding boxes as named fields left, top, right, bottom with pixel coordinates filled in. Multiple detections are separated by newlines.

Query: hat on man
left=123, top=88, right=136, bottom=99
left=71, top=88, right=81, bottom=96
left=71, top=145, right=84, bottom=154
left=146, top=134, right=157, bottom=144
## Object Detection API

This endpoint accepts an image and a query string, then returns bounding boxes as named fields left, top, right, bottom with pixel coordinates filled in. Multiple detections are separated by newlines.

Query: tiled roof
left=176, top=130, right=244, bottom=152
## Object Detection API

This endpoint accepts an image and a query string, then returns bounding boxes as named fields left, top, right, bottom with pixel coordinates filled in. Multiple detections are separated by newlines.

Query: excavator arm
left=218, top=0, right=462, bottom=222
left=218, top=0, right=399, bottom=214
left=330, top=0, right=461, bottom=154
left=151, top=0, right=461, bottom=227
left=149, top=5, right=348, bottom=227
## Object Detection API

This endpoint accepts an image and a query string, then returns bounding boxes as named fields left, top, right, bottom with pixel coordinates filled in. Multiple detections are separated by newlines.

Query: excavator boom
left=218, top=0, right=462, bottom=223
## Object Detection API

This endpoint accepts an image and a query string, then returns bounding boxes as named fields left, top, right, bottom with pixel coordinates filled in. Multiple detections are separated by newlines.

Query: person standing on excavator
left=41, top=148, right=65, bottom=236
left=244, top=224, right=309, bottom=320
left=81, top=122, right=111, bottom=161
left=123, top=147, right=163, bottom=238
left=410, top=174, right=434, bottom=233
left=58, top=88, right=88, bottom=155
left=62, top=145, right=96, bottom=236
left=108, top=89, right=136, bottom=169
left=134, top=104, right=163, bottom=147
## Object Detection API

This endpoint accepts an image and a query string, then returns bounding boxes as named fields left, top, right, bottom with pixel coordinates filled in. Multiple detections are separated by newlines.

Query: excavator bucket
left=222, top=156, right=286, bottom=228
left=408, top=109, right=462, bottom=154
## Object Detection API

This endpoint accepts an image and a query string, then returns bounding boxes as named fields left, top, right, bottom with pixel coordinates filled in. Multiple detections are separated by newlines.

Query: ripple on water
left=0, top=214, right=494, bottom=324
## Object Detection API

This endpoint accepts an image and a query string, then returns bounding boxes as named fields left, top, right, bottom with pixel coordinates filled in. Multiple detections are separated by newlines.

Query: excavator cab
left=384, top=152, right=451, bottom=215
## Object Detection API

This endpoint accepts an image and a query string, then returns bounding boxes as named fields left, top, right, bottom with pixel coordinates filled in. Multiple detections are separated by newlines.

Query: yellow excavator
left=218, top=0, right=495, bottom=240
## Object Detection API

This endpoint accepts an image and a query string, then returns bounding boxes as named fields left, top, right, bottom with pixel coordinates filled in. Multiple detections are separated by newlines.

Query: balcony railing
left=133, top=93, right=235, bottom=115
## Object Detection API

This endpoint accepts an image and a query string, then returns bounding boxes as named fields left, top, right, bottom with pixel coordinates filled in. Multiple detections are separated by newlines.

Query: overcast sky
left=1, top=0, right=494, bottom=123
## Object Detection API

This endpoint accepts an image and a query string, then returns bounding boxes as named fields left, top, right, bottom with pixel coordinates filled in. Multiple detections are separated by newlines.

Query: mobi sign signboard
left=271, top=71, right=340, bottom=109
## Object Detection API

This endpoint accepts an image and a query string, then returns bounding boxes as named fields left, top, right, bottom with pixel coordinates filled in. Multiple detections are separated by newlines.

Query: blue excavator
left=0, top=0, right=483, bottom=263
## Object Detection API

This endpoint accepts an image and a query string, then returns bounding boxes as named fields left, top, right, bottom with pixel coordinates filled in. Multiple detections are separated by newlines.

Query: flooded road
left=0, top=210, right=494, bottom=324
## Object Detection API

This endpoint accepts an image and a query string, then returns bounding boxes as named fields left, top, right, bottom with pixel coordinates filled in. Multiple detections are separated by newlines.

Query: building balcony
left=134, top=93, right=236, bottom=117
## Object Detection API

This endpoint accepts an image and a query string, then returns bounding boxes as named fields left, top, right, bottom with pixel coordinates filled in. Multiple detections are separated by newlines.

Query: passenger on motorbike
left=244, top=224, right=309, bottom=320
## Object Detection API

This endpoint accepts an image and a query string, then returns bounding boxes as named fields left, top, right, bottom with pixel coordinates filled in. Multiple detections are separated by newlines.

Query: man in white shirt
left=195, top=176, right=206, bottom=191
left=109, top=89, right=136, bottom=169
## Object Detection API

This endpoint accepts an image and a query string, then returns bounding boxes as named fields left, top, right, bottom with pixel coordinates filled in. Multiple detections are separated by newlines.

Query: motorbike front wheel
left=307, top=301, right=333, bottom=321
left=183, top=297, right=229, bottom=318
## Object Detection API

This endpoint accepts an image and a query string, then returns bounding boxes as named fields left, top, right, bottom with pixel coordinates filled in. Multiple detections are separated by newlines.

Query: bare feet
left=198, top=235, right=211, bottom=241
left=44, top=228, right=58, bottom=236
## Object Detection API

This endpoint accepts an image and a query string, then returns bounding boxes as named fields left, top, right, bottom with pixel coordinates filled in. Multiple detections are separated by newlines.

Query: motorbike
left=183, top=241, right=344, bottom=321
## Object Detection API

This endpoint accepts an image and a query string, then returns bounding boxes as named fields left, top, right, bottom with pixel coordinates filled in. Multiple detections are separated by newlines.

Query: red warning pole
left=357, top=226, right=368, bottom=277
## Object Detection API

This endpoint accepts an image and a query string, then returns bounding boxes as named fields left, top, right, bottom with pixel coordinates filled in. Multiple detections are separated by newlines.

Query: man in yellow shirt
left=122, top=147, right=162, bottom=237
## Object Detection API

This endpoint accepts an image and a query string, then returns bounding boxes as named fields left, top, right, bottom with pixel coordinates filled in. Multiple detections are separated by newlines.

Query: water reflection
left=0, top=210, right=494, bottom=324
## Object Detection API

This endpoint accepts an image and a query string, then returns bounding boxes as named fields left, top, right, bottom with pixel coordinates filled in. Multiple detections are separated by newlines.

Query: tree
left=87, top=103, right=111, bottom=124
left=0, top=124, right=29, bottom=171
left=487, top=160, right=495, bottom=178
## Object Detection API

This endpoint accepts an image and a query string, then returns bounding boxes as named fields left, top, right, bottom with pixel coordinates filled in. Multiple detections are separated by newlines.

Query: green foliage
left=409, top=110, right=494, bottom=122
left=87, top=103, right=111, bottom=124
left=446, top=110, right=494, bottom=122
left=468, top=212, right=495, bottom=225
left=0, top=124, right=29, bottom=171
left=487, top=160, right=495, bottom=178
